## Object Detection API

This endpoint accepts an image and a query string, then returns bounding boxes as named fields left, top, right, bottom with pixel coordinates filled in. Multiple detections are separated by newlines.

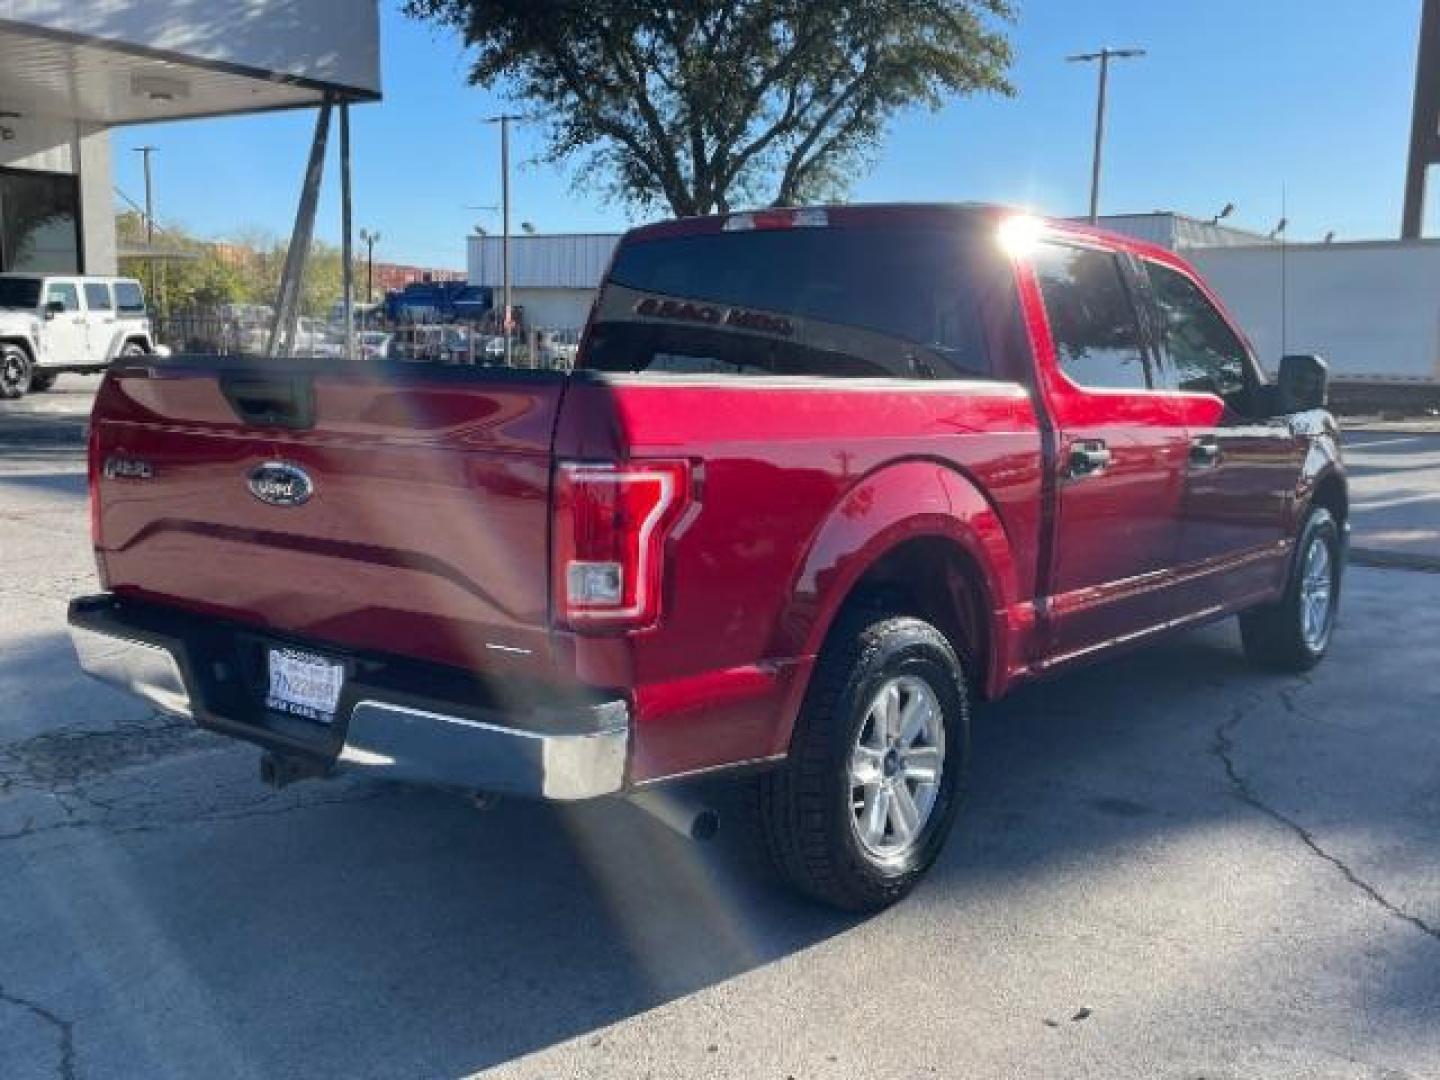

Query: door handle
left=1189, top=436, right=1222, bottom=468
left=1067, top=439, right=1112, bottom=479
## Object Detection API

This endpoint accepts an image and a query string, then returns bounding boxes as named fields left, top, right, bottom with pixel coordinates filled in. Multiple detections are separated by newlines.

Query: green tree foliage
left=116, top=211, right=351, bottom=318
left=404, top=0, right=1015, bottom=216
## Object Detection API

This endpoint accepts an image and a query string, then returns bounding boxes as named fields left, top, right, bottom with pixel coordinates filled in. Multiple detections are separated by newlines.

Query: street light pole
left=1066, top=48, right=1145, bottom=224
left=359, top=228, right=380, bottom=303
left=483, top=114, right=523, bottom=364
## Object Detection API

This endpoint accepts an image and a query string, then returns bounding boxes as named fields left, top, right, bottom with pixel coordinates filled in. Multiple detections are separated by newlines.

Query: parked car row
left=0, top=270, right=583, bottom=399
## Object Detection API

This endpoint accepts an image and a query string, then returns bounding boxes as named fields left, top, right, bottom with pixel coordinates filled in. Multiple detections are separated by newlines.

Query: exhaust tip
left=628, top=788, right=720, bottom=842
left=690, top=808, right=720, bottom=842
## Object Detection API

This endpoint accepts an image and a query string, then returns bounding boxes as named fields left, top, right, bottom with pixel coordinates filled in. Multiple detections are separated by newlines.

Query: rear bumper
left=67, top=594, right=630, bottom=801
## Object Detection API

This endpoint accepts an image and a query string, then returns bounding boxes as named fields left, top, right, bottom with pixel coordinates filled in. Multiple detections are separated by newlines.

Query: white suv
left=0, top=274, right=157, bottom=398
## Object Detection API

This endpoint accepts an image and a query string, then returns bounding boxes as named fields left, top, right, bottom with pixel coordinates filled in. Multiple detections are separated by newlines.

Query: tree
left=116, top=212, right=349, bottom=318
left=404, top=0, right=1014, bottom=216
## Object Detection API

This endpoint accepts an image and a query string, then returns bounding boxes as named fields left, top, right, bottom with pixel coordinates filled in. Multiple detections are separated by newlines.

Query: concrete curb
left=1342, top=426, right=1440, bottom=437
left=1350, top=547, right=1440, bottom=573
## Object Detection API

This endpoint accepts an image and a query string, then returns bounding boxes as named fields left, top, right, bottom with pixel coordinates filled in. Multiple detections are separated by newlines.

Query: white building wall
left=77, top=125, right=115, bottom=274
left=469, top=234, right=620, bottom=289
left=1189, top=242, right=1440, bottom=382
left=512, top=287, right=595, bottom=332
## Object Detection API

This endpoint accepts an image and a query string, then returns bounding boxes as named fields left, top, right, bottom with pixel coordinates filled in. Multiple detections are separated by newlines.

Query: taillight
left=553, top=460, right=691, bottom=630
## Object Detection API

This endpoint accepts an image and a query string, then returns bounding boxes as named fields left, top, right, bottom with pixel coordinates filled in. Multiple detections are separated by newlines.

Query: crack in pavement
left=0, top=981, right=76, bottom=1080
left=1213, top=692, right=1440, bottom=946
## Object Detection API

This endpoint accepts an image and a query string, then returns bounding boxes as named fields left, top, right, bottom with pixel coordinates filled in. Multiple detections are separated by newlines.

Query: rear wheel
left=120, top=341, right=150, bottom=358
left=29, top=370, right=56, bottom=392
left=1240, top=507, right=1341, bottom=672
left=759, top=611, right=970, bottom=912
left=0, top=344, right=32, bottom=399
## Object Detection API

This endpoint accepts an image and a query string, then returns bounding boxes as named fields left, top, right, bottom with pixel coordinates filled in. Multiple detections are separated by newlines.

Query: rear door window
left=1031, top=242, right=1152, bottom=391
left=584, top=223, right=1015, bottom=379
left=114, top=281, right=146, bottom=314
left=84, top=282, right=113, bottom=311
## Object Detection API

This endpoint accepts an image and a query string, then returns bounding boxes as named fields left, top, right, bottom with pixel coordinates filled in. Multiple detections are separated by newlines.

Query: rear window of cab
left=585, top=223, right=1017, bottom=380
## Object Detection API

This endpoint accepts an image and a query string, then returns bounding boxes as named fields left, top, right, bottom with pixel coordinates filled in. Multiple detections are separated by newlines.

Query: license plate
left=266, top=647, right=345, bottom=723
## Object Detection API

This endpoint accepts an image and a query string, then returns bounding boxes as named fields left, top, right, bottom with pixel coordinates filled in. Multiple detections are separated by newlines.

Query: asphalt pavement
left=1, top=377, right=1438, bottom=1079
left=1343, top=428, right=1440, bottom=569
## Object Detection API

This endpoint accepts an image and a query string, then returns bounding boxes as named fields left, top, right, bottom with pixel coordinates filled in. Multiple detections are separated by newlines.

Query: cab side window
left=45, top=282, right=80, bottom=312
left=1145, top=261, right=1252, bottom=410
left=1032, top=242, right=1152, bottom=391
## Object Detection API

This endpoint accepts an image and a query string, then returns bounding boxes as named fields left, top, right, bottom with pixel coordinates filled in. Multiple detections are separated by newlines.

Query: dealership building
left=0, top=0, right=380, bottom=276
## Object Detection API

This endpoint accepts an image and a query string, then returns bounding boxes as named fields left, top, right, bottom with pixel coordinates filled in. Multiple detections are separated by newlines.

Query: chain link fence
left=151, top=310, right=581, bottom=372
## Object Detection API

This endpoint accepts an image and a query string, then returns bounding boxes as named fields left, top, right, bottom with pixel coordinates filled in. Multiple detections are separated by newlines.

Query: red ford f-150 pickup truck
left=70, top=205, right=1346, bottom=911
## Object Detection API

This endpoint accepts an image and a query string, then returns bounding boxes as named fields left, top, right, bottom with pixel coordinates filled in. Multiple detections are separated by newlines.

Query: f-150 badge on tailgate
left=247, top=462, right=313, bottom=507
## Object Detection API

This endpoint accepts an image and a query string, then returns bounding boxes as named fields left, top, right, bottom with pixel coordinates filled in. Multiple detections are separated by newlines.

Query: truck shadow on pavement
left=3, top=595, right=1438, bottom=1077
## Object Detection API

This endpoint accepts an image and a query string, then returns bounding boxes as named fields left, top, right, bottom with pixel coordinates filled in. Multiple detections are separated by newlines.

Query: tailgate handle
left=220, top=375, right=315, bottom=429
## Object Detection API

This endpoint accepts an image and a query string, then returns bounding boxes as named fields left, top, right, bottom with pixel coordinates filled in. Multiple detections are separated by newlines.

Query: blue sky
left=112, top=1, right=1422, bottom=268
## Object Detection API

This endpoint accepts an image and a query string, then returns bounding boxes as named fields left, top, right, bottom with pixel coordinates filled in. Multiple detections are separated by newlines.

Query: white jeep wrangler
left=0, top=274, right=157, bottom=398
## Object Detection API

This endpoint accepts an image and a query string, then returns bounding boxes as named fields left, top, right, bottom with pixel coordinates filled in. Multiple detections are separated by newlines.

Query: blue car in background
left=383, top=280, right=492, bottom=324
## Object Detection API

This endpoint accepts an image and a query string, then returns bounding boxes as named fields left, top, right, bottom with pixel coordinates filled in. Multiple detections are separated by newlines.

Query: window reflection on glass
left=45, top=282, right=80, bottom=311
left=591, top=225, right=1013, bottom=380
left=1033, top=242, right=1151, bottom=391
left=1, top=170, right=81, bottom=274
left=1145, top=261, right=1250, bottom=407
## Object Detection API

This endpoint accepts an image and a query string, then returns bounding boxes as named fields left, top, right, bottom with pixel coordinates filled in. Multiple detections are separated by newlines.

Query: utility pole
left=1403, top=0, right=1440, bottom=237
left=483, top=114, right=523, bottom=364
left=359, top=228, right=380, bottom=302
left=133, top=145, right=159, bottom=310
left=1066, top=48, right=1145, bottom=224
left=339, top=102, right=354, bottom=363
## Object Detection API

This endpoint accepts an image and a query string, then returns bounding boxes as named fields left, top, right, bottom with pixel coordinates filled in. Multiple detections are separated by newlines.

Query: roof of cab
left=619, top=201, right=1180, bottom=265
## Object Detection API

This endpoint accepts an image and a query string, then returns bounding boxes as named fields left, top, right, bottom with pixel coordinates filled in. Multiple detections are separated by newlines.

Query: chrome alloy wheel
left=849, top=675, right=946, bottom=859
left=1299, top=537, right=1335, bottom=651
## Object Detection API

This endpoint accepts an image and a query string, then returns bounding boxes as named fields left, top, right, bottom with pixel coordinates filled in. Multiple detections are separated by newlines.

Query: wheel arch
left=1308, top=468, right=1348, bottom=526
left=0, top=336, right=36, bottom=361
left=771, top=459, right=1024, bottom=742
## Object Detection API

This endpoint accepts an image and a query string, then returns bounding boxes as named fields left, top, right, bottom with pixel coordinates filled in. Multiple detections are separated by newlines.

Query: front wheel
left=759, top=612, right=970, bottom=912
left=0, top=344, right=32, bottom=399
left=120, top=341, right=150, bottom=358
left=1240, top=507, right=1342, bottom=672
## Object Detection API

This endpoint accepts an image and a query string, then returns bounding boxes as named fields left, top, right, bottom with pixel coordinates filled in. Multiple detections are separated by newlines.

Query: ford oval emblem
left=247, top=461, right=313, bottom=507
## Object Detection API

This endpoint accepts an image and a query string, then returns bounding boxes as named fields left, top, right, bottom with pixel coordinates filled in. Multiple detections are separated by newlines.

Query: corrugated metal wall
left=1189, top=241, right=1440, bottom=381
left=468, top=233, right=620, bottom=288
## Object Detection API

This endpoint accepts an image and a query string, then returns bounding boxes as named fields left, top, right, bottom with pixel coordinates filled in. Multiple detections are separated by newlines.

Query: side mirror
left=44, top=300, right=65, bottom=319
left=1277, top=353, right=1328, bottom=413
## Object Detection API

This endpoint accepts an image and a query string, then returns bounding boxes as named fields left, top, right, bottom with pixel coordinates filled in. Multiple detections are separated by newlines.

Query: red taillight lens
left=553, top=460, right=691, bottom=630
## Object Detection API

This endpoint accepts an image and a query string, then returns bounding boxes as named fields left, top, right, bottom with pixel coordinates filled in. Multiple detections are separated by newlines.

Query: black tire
left=759, top=610, right=971, bottom=912
left=29, top=370, right=57, bottom=393
left=0, top=343, right=32, bottom=399
left=1240, top=507, right=1342, bottom=672
left=120, top=341, right=150, bottom=357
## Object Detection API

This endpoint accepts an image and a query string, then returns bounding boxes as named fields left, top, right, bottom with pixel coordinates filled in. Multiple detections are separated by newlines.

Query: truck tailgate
left=91, top=362, right=565, bottom=676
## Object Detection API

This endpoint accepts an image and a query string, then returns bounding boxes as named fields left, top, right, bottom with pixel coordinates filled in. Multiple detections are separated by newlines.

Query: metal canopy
left=0, top=19, right=374, bottom=125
